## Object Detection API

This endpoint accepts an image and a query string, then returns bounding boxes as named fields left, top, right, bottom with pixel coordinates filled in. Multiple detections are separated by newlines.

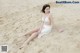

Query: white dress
left=38, top=16, right=52, bottom=38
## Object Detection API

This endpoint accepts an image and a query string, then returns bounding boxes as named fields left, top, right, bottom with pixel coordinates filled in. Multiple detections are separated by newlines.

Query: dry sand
left=0, top=0, right=80, bottom=53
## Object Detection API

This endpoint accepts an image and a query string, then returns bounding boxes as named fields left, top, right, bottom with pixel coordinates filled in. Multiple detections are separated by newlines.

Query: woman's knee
left=32, top=32, right=39, bottom=36
left=32, top=27, right=40, bottom=33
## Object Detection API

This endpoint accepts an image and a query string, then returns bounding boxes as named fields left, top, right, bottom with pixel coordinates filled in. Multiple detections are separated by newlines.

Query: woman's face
left=45, top=7, right=50, bottom=14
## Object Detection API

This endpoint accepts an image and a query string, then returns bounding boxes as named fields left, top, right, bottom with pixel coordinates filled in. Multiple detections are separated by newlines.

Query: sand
left=0, top=0, right=80, bottom=53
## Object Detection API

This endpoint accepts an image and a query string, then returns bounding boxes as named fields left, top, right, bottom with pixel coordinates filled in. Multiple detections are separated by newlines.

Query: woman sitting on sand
left=20, top=4, right=63, bottom=49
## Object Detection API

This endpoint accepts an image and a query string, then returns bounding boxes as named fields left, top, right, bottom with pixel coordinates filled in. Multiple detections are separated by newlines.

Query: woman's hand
left=58, top=28, right=64, bottom=32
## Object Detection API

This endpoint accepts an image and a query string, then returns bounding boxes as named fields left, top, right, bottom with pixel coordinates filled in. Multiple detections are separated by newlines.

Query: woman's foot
left=19, top=44, right=25, bottom=49
left=19, top=47, right=23, bottom=49
left=19, top=42, right=29, bottom=50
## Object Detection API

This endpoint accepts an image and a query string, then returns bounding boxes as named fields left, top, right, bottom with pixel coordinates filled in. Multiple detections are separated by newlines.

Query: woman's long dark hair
left=41, top=4, right=50, bottom=13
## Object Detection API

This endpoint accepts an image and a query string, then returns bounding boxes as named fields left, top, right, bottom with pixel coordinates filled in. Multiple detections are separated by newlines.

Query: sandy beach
left=0, top=0, right=80, bottom=53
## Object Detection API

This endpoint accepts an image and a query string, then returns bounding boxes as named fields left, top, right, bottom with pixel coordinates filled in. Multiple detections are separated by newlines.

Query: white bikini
left=38, top=15, right=52, bottom=38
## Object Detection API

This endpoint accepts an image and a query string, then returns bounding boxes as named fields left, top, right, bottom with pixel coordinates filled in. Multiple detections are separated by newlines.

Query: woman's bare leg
left=25, top=27, right=40, bottom=36
left=20, top=32, right=39, bottom=49
left=25, top=32, right=39, bottom=44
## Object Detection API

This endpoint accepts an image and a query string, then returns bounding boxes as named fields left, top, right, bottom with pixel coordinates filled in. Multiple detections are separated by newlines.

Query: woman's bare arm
left=49, top=15, right=64, bottom=32
left=49, top=14, right=54, bottom=26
